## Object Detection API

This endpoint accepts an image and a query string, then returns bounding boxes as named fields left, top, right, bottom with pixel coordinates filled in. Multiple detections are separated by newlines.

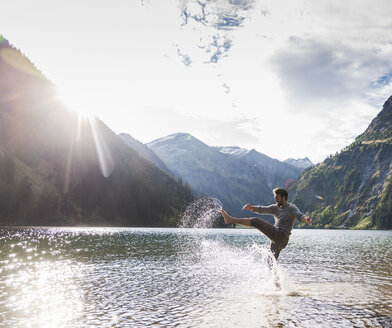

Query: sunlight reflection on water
left=0, top=227, right=391, bottom=327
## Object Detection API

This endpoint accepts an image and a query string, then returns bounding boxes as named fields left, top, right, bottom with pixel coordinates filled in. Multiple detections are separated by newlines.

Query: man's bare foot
left=220, top=209, right=233, bottom=224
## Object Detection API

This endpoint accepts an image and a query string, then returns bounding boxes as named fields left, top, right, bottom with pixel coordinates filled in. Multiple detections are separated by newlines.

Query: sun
left=56, top=84, right=97, bottom=119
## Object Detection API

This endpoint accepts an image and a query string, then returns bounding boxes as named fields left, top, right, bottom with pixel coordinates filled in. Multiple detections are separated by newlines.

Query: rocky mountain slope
left=292, top=96, right=392, bottom=229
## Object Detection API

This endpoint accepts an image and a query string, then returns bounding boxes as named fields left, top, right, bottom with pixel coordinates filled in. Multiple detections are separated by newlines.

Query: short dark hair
left=273, top=188, right=288, bottom=201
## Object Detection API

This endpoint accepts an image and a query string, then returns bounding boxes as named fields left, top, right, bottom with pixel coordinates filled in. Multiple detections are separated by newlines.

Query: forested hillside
left=0, top=36, right=193, bottom=226
left=293, top=96, right=392, bottom=229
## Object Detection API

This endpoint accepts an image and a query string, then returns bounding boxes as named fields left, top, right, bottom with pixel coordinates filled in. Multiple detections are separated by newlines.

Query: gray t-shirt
left=253, top=203, right=305, bottom=235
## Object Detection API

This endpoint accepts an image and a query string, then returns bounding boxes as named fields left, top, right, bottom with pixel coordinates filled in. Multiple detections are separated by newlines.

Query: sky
left=1, top=0, right=392, bottom=163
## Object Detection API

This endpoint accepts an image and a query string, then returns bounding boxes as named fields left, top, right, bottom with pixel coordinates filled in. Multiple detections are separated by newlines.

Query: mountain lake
left=0, top=227, right=391, bottom=327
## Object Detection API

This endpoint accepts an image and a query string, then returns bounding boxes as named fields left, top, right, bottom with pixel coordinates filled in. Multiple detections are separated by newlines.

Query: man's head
left=273, top=188, right=288, bottom=206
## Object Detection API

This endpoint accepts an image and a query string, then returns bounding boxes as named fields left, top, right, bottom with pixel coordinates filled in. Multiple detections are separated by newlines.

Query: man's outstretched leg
left=220, top=209, right=252, bottom=226
left=221, top=209, right=281, bottom=246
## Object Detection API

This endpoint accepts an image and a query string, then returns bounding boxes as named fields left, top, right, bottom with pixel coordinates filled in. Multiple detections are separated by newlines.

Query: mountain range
left=144, top=133, right=304, bottom=217
left=121, top=104, right=392, bottom=229
left=1, top=36, right=391, bottom=229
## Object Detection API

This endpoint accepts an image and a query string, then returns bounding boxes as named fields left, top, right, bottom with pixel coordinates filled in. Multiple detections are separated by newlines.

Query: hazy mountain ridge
left=119, top=133, right=172, bottom=175
left=284, top=157, right=313, bottom=169
left=214, top=146, right=250, bottom=156
left=146, top=133, right=302, bottom=217
left=0, top=38, right=193, bottom=226
left=214, top=146, right=303, bottom=189
left=292, top=96, right=392, bottom=229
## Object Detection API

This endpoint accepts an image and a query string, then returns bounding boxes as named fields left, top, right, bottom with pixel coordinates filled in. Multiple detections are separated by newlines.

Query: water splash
left=212, top=198, right=223, bottom=211
left=178, top=196, right=290, bottom=292
left=177, top=196, right=295, bottom=325
left=179, top=197, right=223, bottom=228
left=178, top=232, right=291, bottom=297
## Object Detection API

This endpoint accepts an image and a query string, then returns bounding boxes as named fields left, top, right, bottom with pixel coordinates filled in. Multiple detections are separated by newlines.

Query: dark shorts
left=250, top=217, right=289, bottom=260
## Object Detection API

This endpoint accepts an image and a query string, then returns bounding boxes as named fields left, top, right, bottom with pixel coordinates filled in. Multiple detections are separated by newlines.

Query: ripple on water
left=0, top=227, right=391, bottom=327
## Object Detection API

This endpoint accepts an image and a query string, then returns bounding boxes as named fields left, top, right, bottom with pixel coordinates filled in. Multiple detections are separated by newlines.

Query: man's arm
left=242, top=203, right=275, bottom=215
left=291, top=204, right=312, bottom=227
left=301, top=216, right=312, bottom=227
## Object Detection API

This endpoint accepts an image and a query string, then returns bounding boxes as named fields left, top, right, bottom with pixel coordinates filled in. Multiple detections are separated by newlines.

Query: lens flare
left=89, top=117, right=115, bottom=178
left=284, top=178, right=295, bottom=190
left=0, top=91, right=20, bottom=104
left=62, top=114, right=115, bottom=194
left=55, top=85, right=96, bottom=119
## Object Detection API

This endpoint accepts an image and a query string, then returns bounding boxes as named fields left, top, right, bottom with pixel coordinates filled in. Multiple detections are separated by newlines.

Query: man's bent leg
left=250, top=218, right=281, bottom=244
left=221, top=210, right=288, bottom=260
left=270, top=242, right=282, bottom=260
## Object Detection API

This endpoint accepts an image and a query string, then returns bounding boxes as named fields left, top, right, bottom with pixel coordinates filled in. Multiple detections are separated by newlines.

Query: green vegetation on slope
left=293, top=97, right=392, bottom=229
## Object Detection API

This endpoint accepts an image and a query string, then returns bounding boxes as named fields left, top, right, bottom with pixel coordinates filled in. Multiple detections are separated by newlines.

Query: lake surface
left=0, top=227, right=391, bottom=328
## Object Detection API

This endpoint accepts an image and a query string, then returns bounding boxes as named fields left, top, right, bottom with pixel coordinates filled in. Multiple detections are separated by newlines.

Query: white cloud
left=118, top=105, right=260, bottom=147
left=271, top=37, right=392, bottom=107
left=2, top=0, right=392, bottom=163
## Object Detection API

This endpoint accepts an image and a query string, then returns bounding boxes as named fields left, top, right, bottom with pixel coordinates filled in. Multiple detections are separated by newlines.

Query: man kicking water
left=220, top=188, right=312, bottom=260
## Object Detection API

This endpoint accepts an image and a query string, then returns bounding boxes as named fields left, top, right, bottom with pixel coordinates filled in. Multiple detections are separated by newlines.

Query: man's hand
left=303, top=216, right=312, bottom=227
left=242, top=203, right=254, bottom=211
